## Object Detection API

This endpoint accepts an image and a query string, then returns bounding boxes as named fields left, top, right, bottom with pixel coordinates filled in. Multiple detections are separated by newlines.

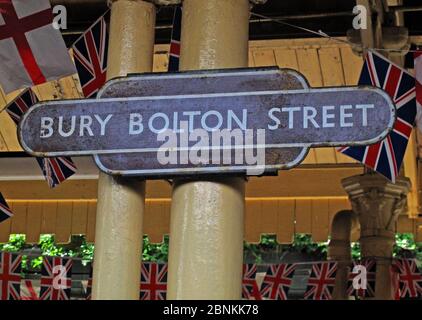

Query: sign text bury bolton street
left=18, top=68, right=396, bottom=177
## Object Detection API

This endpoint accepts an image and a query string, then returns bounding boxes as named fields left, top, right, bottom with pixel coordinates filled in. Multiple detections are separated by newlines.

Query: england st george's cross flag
left=337, top=50, right=416, bottom=183
left=0, top=0, right=76, bottom=93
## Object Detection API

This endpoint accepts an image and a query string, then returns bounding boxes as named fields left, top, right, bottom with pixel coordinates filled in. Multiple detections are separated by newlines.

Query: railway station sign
left=18, top=68, right=395, bottom=177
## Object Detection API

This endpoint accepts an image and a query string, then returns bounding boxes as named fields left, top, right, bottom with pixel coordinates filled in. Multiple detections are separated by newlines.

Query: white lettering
left=282, top=106, right=301, bottom=129
left=79, top=115, right=94, bottom=136
left=157, top=129, right=178, bottom=165
left=356, top=104, right=374, bottom=126
left=149, top=113, right=169, bottom=134
left=129, top=113, right=144, bottom=135
left=52, top=265, right=69, bottom=290
left=340, top=105, right=354, bottom=127
left=245, top=129, right=266, bottom=176
left=94, top=114, right=113, bottom=136
left=352, top=265, right=368, bottom=290
left=52, top=5, right=67, bottom=30
left=189, top=129, right=210, bottom=165
left=227, top=109, right=247, bottom=130
left=179, top=122, right=189, bottom=164
left=182, top=111, right=201, bottom=133
left=353, top=5, right=367, bottom=30
left=58, top=116, right=76, bottom=137
left=303, top=106, right=320, bottom=129
left=40, top=117, right=54, bottom=138
left=322, top=105, right=335, bottom=128
left=268, top=107, right=281, bottom=130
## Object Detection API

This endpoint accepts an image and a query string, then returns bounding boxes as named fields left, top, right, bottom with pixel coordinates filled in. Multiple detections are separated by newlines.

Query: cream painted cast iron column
left=342, top=174, right=410, bottom=299
left=328, top=210, right=358, bottom=300
left=167, top=0, right=257, bottom=299
left=92, top=0, right=156, bottom=300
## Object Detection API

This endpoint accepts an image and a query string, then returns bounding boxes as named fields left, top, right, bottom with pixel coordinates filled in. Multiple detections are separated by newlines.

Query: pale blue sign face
left=18, top=68, right=395, bottom=178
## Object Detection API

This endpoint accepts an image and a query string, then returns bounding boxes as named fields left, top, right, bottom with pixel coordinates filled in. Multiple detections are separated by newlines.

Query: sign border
left=19, top=86, right=396, bottom=157
left=99, top=67, right=310, bottom=92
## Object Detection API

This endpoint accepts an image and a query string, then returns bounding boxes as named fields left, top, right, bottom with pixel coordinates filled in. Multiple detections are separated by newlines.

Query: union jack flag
left=40, top=257, right=73, bottom=300
left=337, top=50, right=416, bottom=182
left=20, top=279, right=40, bottom=300
left=35, top=157, right=77, bottom=188
left=242, top=264, right=262, bottom=300
left=72, top=11, right=109, bottom=98
left=140, top=262, right=167, bottom=300
left=260, top=263, right=297, bottom=300
left=5, top=88, right=38, bottom=125
left=392, top=258, right=422, bottom=299
left=304, top=262, right=337, bottom=300
left=0, top=192, right=13, bottom=223
left=6, top=89, right=77, bottom=188
left=0, top=252, right=21, bottom=300
left=168, top=6, right=181, bottom=72
left=347, top=259, right=376, bottom=298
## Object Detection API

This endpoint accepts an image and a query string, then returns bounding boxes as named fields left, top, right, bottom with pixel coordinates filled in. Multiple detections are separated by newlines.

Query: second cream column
left=92, top=0, right=156, bottom=300
left=167, top=0, right=250, bottom=299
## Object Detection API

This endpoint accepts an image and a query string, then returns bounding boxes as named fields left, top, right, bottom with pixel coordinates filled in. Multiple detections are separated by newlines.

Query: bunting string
left=1, top=250, right=420, bottom=300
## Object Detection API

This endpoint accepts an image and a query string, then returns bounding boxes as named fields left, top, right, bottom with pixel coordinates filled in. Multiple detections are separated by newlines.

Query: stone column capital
left=342, top=173, right=411, bottom=200
left=342, top=173, right=410, bottom=236
left=342, top=173, right=410, bottom=259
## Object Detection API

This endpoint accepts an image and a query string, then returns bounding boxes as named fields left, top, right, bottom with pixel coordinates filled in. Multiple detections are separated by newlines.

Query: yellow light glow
left=7, top=196, right=350, bottom=203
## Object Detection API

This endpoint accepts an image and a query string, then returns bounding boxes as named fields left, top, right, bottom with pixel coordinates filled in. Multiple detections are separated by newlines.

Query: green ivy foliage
left=1, top=233, right=421, bottom=272
left=244, top=234, right=329, bottom=263
left=0, top=234, right=169, bottom=272
left=0, top=234, right=94, bottom=272
left=244, top=233, right=422, bottom=264
left=142, top=236, right=169, bottom=263
left=351, top=242, right=361, bottom=260
left=0, top=234, right=25, bottom=251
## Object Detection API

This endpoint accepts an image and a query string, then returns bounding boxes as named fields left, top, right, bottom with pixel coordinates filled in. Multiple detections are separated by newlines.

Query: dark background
left=55, top=0, right=422, bottom=45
